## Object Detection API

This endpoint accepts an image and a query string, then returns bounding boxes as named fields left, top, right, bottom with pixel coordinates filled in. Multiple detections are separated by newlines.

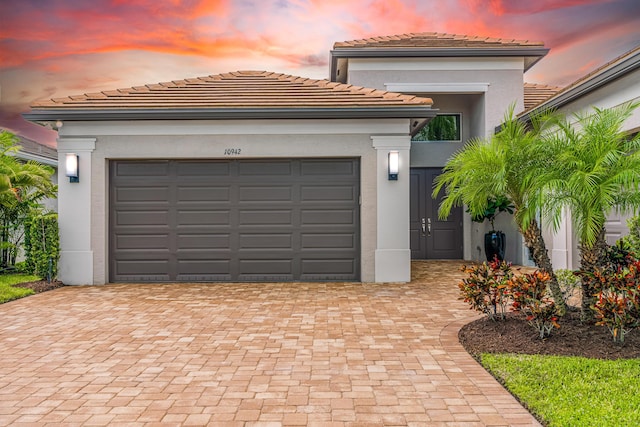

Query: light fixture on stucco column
left=388, top=151, right=399, bottom=181
left=65, top=153, right=79, bottom=183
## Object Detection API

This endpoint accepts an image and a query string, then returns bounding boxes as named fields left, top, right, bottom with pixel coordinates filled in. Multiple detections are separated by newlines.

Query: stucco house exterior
left=521, top=45, right=640, bottom=270
left=23, top=32, right=640, bottom=285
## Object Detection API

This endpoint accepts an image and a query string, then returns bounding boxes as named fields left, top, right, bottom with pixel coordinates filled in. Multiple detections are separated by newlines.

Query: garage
left=110, top=158, right=360, bottom=282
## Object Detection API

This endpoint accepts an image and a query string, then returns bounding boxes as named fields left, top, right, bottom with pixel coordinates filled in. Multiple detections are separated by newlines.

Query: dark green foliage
left=467, top=196, right=514, bottom=231
left=25, top=213, right=59, bottom=280
left=413, top=115, right=460, bottom=141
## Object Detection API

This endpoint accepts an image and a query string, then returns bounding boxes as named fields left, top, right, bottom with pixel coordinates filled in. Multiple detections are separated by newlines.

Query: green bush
left=555, top=269, right=581, bottom=306
left=25, top=213, right=59, bottom=280
left=622, top=215, right=640, bottom=255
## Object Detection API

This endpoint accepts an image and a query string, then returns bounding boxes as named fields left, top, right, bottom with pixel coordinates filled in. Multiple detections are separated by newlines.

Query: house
left=521, top=45, right=640, bottom=270
left=24, top=71, right=436, bottom=285
left=26, top=32, right=635, bottom=285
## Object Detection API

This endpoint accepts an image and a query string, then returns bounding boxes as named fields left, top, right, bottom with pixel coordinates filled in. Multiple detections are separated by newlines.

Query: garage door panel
left=177, top=210, right=230, bottom=226
left=177, top=234, right=230, bottom=249
left=301, top=160, right=356, bottom=176
left=301, top=233, right=355, bottom=249
left=240, top=233, right=292, bottom=249
left=177, top=186, right=230, bottom=202
left=177, top=161, right=230, bottom=176
left=116, top=234, right=170, bottom=250
left=240, top=259, right=293, bottom=274
left=239, top=210, right=292, bottom=225
left=110, top=159, right=359, bottom=282
left=301, top=259, right=356, bottom=275
left=301, top=210, right=355, bottom=225
left=239, top=186, right=292, bottom=202
left=116, top=186, right=170, bottom=202
left=117, top=210, right=170, bottom=226
left=239, top=161, right=292, bottom=176
left=301, top=185, right=355, bottom=201
left=116, top=161, right=169, bottom=177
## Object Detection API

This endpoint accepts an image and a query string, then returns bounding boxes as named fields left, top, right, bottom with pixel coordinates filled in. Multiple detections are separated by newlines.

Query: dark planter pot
left=485, top=231, right=506, bottom=261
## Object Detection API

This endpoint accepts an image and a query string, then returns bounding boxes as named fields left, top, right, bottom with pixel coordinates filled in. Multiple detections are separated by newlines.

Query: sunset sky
left=1, top=0, right=639, bottom=147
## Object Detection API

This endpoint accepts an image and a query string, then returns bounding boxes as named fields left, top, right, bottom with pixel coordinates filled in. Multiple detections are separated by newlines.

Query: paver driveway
left=0, top=261, right=540, bottom=426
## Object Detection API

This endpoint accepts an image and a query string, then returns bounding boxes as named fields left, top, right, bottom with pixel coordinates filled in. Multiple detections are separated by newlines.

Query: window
left=412, top=114, right=461, bottom=142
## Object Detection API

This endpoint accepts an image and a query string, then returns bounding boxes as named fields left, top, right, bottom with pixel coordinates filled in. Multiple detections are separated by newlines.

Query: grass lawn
left=0, top=274, right=40, bottom=303
left=482, top=353, right=640, bottom=427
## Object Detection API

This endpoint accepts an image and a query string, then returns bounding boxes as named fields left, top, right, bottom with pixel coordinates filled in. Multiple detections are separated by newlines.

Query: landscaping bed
left=12, top=279, right=64, bottom=293
left=459, top=309, right=640, bottom=360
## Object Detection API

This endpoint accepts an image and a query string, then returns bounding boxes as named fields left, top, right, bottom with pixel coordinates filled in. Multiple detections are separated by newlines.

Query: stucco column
left=371, top=135, right=411, bottom=282
left=57, top=138, right=96, bottom=285
left=551, top=208, right=572, bottom=270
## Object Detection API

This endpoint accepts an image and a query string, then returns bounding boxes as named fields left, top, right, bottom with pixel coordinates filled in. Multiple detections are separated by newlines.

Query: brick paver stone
left=0, top=261, right=540, bottom=426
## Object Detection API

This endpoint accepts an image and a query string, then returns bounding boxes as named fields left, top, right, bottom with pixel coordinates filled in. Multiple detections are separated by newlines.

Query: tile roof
left=333, top=32, right=545, bottom=49
left=30, top=71, right=432, bottom=110
left=523, top=83, right=563, bottom=110
left=522, top=45, right=640, bottom=115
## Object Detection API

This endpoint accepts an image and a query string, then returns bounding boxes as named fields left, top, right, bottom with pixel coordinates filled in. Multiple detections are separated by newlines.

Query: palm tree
left=541, top=101, right=640, bottom=320
left=433, top=105, right=568, bottom=313
left=0, top=131, right=57, bottom=269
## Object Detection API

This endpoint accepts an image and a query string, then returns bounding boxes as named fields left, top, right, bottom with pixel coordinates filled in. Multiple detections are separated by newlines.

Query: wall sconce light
left=388, top=151, right=399, bottom=181
left=66, top=153, right=79, bottom=183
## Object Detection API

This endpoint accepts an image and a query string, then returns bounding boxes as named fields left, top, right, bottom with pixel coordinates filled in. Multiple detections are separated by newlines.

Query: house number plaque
left=223, top=148, right=242, bottom=155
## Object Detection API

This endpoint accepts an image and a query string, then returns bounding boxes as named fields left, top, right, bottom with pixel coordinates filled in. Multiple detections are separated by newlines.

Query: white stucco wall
left=57, top=118, right=415, bottom=285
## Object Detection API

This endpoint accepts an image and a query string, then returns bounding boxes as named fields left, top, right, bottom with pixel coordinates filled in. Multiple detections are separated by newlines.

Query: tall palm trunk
left=579, top=228, right=608, bottom=322
left=521, top=219, right=568, bottom=314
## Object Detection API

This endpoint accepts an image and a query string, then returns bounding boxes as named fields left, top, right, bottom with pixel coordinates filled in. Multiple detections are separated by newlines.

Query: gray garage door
left=110, top=159, right=360, bottom=282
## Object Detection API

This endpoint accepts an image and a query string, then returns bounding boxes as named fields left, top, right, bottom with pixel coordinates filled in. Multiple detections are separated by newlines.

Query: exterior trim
left=330, top=47, right=549, bottom=80
left=24, top=106, right=436, bottom=122
left=385, top=82, right=490, bottom=93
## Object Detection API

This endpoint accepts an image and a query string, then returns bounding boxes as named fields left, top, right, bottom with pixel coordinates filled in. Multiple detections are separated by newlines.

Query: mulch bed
left=459, top=309, right=640, bottom=360
left=13, top=280, right=65, bottom=293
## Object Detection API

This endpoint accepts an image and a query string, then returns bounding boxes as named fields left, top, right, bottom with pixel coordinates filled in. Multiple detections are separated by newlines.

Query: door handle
left=427, top=218, right=431, bottom=236
left=421, top=218, right=426, bottom=234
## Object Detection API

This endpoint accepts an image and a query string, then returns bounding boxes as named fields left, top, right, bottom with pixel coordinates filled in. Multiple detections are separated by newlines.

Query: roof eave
left=329, top=47, right=550, bottom=80
left=23, top=106, right=437, bottom=122
left=520, top=50, right=640, bottom=122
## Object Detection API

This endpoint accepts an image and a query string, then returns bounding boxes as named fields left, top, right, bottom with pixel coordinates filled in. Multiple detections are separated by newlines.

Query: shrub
left=508, top=271, right=560, bottom=339
left=555, top=269, right=581, bottom=306
left=578, top=245, right=640, bottom=343
left=25, top=213, right=59, bottom=280
left=459, top=258, right=513, bottom=321
left=622, top=215, right=640, bottom=255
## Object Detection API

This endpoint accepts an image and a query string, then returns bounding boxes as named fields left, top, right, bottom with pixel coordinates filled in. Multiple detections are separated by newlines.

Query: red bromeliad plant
left=458, top=258, right=513, bottom=321
left=508, top=271, right=559, bottom=339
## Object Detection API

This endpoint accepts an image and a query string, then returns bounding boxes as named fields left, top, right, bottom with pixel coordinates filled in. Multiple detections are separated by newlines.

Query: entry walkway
left=0, top=261, right=540, bottom=426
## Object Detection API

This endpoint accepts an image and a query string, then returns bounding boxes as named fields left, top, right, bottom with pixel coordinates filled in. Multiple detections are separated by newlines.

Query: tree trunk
left=579, top=228, right=608, bottom=322
left=521, top=219, right=568, bottom=315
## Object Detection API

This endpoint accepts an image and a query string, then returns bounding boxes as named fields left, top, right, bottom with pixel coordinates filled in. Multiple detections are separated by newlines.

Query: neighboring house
left=521, top=45, right=640, bottom=270
left=3, top=132, right=58, bottom=212
left=22, top=32, right=640, bottom=285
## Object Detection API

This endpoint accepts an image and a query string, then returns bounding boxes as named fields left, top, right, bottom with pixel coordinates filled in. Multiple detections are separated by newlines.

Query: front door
left=410, top=168, right=463, bottom=259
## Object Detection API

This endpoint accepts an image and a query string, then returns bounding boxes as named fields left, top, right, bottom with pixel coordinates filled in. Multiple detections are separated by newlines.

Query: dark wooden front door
left=410, top=168, right=463, bottom=259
